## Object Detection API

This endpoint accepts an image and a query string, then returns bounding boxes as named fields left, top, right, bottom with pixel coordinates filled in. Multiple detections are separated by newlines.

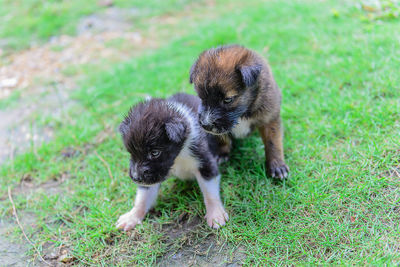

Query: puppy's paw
left=116, top=210, right=143, bottom=231
left=267, top=160, right=289, bottom=180
left=205, top=203, right=229, bottom=229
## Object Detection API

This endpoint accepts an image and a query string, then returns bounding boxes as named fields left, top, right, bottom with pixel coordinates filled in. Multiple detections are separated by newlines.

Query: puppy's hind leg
left=195, top=173, right=228, bottom=229
left=116, top=184, right=160, bottom=231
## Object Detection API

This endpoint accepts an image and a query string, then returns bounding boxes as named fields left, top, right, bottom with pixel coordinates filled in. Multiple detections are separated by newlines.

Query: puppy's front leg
left=195, top=173, right=228, bottom=229
left=215, top=134, right=232, bottom=164
left=116, top=184, right=160, bottom=231
left=258, top=117, right=289, bottom=179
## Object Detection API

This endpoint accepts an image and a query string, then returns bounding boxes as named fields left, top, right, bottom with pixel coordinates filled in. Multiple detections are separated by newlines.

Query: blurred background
left=0, top=0, right=399, bottom=266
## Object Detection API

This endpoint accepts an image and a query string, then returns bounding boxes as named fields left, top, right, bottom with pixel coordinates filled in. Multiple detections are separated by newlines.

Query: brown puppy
left=190, top=45, right=289, bottom=179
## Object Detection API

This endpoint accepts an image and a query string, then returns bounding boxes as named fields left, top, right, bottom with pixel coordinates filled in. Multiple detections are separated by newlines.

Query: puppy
left=116, top=93, right=229, bottom=231
left=190, top=45, right=289, bottom=179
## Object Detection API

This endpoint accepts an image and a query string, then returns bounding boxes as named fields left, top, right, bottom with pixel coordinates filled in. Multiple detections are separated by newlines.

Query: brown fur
left=190, top=45, right=289, bottom=179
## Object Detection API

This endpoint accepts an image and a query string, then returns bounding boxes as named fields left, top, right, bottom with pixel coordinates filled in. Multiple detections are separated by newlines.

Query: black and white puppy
left=116, top=93, right=230, bottom=231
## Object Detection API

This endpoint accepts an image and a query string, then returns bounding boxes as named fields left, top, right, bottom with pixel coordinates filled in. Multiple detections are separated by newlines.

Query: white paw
left=205, top=204, right=229, bottom=229
left=116, top=210, right=143, bottom=231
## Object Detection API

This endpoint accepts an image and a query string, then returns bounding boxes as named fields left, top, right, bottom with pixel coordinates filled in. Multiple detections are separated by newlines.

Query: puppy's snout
left=131, top=176, right=139, bottom=182
left=137, top=165, right=152, bottom=179
left=129, top=161, right=138, bottom=179
left=129, top=168, right=139, bottom=181
left=199, top=120, right=213, bottom=132
left=143, top=169, right=151, bottom=177
left=198, top=107, right=214, bottom=128
left=198, top=116, right=209, bottom=127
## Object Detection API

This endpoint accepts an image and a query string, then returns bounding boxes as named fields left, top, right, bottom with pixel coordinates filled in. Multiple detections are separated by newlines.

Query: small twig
left=8, top=187, right=51, bottom=266
left=393, top=166, right=400, bottom=178
left=10, top=141, right=15, bottom=173
left=94, top=151, right=115, bottom=181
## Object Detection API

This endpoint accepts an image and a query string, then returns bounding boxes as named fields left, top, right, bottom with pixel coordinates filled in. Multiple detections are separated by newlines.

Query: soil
left=160, top=237, right=247, bottom=267
left=0, top=214, right=44, bottom=267
left=0, top=85, right=69, bottom=164
left=158, top=216, right=247, bottom=266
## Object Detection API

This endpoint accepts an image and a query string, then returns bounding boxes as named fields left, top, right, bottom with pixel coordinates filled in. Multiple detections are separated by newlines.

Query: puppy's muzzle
left=198, top=113, right=227, bottom=135
left=130, top=164, right=151, bottom=182
left=199, top=119, right=214, bottom=132
left=198, top=108, right=215, bottom=131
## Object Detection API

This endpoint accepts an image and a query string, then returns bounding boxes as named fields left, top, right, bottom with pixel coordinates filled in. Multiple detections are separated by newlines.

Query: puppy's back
left=168, top=93, right=201, bottom=115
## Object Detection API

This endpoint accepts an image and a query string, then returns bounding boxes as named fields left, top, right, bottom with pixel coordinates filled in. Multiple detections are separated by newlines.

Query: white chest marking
left=231, top=118, right=254, bottom=138
left=166, top=100, right=200, bottom=180
left=169, top=146, right=198, bottom=180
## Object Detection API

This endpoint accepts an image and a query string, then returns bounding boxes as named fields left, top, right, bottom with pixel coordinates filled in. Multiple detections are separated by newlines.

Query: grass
left=0, top=0, right=201, bottom=51
left=1, top=0, right=400, bottom=265
left=0, top=89, right=21, bottom=110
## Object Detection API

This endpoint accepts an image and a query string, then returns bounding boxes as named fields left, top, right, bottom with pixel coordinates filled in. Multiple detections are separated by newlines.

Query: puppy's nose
left=198, top=113, right=208, bottom=126
left=199, top=120, right=213, bottom=132
left=143, top=169, right=151, bottom=177
left=130, top=174, right=140, bottom=182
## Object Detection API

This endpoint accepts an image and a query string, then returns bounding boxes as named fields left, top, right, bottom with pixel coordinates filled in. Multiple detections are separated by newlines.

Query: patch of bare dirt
left=0, top=214, right=44, bottom=267
left=97, top=214, right=247, bottom=265
left=76, top=7, right=141, bottom=34
left=11, top=172, right=69, bottom=197
left=158, top=216, right=246, bottom=266
left=0, top=210, right=74, bottom=266
left=0, top=7, right=152, bottom=99
left=0, top=32, right=145, bottom=99
left=161, top=239, right=247, bottom=267
left=41, top=242, right=76, bottom=266
left=0, top=83, right=71, bottom=164
left=2, top=179, right=74, bottom=266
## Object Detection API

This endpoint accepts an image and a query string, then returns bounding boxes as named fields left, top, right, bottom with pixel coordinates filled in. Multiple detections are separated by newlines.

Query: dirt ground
left=0, top=215, right=42, bottom=267
left=158, top=216, right=246, bottom=266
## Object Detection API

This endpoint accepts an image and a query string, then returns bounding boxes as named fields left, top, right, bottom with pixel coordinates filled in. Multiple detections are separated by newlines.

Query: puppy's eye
left=223, top=97, right=234, bottom=104
left=149, top=150, right=161, bottom=159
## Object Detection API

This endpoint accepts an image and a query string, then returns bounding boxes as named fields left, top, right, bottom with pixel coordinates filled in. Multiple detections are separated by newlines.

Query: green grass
left=0, top=90, right=21, bottom=110
left=1, top=0, right=400, bottom=265
left=0, top=0, right=201, bottom=51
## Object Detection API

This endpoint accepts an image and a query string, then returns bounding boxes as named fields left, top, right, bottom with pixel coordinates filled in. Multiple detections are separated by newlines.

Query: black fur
left=120, top=93, right=226, bottom=185
left=197, top=93, right=248, bottom=134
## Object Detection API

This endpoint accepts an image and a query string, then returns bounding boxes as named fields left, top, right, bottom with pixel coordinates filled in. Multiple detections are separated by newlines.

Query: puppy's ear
left=165, top=119, right=187, bottom=143
left=189, top=60, right=198, bottom=84
left=237, top=64, right=262, bottom=87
